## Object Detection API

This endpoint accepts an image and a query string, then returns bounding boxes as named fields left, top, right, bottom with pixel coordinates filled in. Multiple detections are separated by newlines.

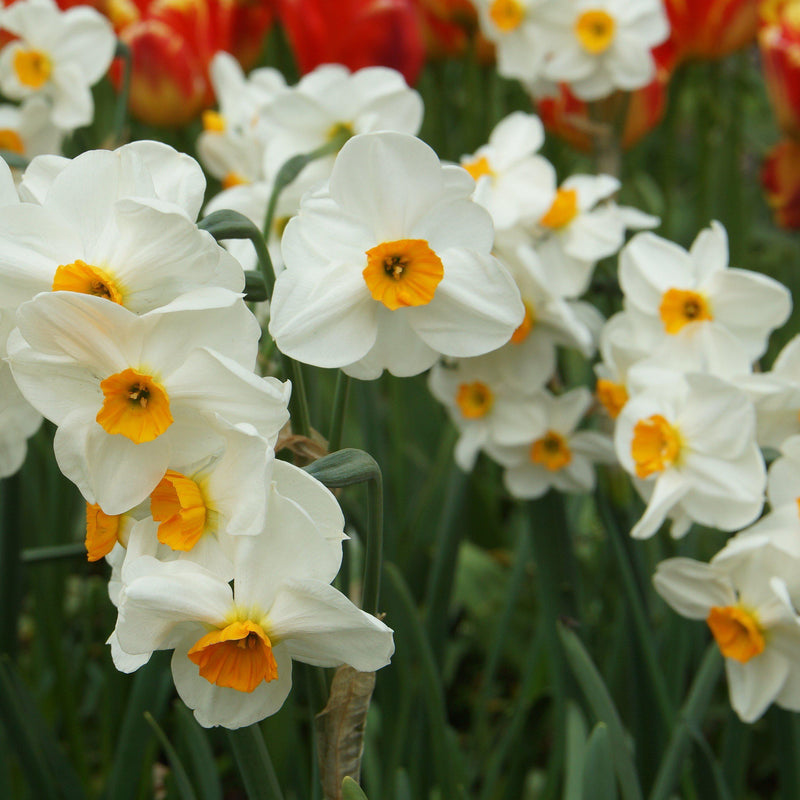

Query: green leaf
left=558, top=625, right=643, bottom=800
left=0, top=656, right=86, bottom=800
left=174, top=703, right=223, bottom=800
left=226, top=724, right=285, bottom=800
left=341, top=777, right=369, bottom=800
left=563, top=701, right=588, bottom=800
left=305, top=449, right=381, bottom=488
left=583, top=724, right=618, bottom=800
left=144, top=712, right=198, bottom=800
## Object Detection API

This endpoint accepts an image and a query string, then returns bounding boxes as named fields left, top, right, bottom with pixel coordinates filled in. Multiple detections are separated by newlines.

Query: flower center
left=52, top=260, right=123, bottom=304
left=596, top=378, right=628, bottom=419
left=510, top=302, right=535, bottom=344
left=540, top=188, right=579, bottom=230
left=462, top=155, right=495, bottom=182
left=202, top=110, right=226, bottom=133
left=85, top=503, right=121, bottom=562
left=97, top=368, right=173, bottom=444
left=489, top=0, right=525, bottom=32
left=630, top=414, right=682, bottom=478
left=456, top=381, right=494, bottom=419
left=0, top=129, right=24, bottom=154
left=574, top=10, right=616, bottom=55
left=188, top=620, right=279, bottom=693
left=706, top=606, right=765, bottom=664
left=363, top=238, right=444, bottom=310
left=530, top=430, right=572, bottom=471
left=13, top=48, right=52, bottom=89
left=150, top=470, right=208, bottom=551
left=223, top=172, right=249, bottom=189
left=659, top=288, right=713, bottom=334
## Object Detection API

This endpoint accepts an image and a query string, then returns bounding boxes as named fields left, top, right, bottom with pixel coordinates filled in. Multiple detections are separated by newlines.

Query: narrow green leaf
left=583, top=724, right=618, bottom=800
left=393, top=769, right=412, bottom=800
left=0, top=656, right=86, bottom=800
left=342, top=777, right=369, bottom=800
left=174, top=703, right=223, bottom=800
left=563, top=701, right=588, bottom=800
left=144, top=712, right=198, bottom=800
left=227, top=724, right=285, bottom=800
left=558, top=625, right=643, bottom=800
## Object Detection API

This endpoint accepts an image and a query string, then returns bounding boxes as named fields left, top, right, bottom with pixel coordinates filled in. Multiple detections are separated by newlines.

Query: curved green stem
left=327, top=371, right=351, bottom=453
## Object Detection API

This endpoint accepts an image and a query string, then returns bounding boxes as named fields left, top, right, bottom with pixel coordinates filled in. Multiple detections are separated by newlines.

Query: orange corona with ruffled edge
left=97, top=368, right=173, bottom=443
left=530, top=430, right=572, bottom=471
left=150, top=470, right=208, bottom=551
left=596, top=378, right=628, bottom=419
left=575, top=9, right=616, bottom=55
left=52, top=260, right=124, bottom=304
left=510, top=302, right=534, bottom=344
left=13, top=48, right=52, bottom=88
left=0, top=129, right=24, bottom=154
left=456, top=381, right=494, bottom=419
left=188, top=619, right=279, bottom=692
left=659, top=288, right=713, bottom=334
left=631, top=414, right=682, bottom=478
left=363, top=238, right=444, bottom=310
left=85, top=503, right=121, bottom=562
left=540, top=188, right=579, bottom=230
left=707, top=605, right=765, bottom=663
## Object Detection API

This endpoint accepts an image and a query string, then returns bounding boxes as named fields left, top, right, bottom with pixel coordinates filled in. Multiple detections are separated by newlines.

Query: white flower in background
left=654, top=552, right=800, bottom=723
left=460, top=112, right=555, bottom=231
left=260, top=64, right=424, bottom=175
left=269, top=132, right=524, bottom=379
left=196, top=52, right=287, bottom=188
left=0, top=0, right=116, bottom=130
left=503, top=173, right=658, bottom=300
left=7, top=290, right=290, bottom=514
left=486, top=387, right=614, bottom=499
left=470, top=0, right=556, bottom=83
left=738, top=335, right=800, bottom=449
left=429, top=352, right=547, bottom=470
left=0, top=97, right=62, bottom=163
left=0, top=143, right=243, bottom=313
left=0, top=156, right=18, bottom=205
left=619, top=222, right=792, bottom=374
left=112, top=467, right=391, bottom=729
left=614, top=371, right=765, bottom=540
left=541, top=0, right=669, bottom=101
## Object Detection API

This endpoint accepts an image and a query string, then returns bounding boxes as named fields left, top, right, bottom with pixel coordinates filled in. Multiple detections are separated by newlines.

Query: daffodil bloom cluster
left=200, top=61, right=424, bottom=274
left=469, top=0, right=669, bottom=101
left=0, top=0, right=116, bottom=153
left=0, top=142, right=394, bottom=727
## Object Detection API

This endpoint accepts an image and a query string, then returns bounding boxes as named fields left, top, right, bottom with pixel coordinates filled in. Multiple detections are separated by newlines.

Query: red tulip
left=277, top=0, right=425, bottom=85
left=759, top=3, right=800, bottom=140
left=762, top=138, right=800, bottom=228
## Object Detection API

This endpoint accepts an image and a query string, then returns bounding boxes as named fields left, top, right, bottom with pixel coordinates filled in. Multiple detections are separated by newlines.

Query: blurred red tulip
left=759, top=2, right=800, bottom=140
left=661, top=0, right=758, bottom=63
left=535, top=48, right=672, bottom=153
left=277, top=0, right=425, bottom=85
left=762, top=138, right=800, bottom=228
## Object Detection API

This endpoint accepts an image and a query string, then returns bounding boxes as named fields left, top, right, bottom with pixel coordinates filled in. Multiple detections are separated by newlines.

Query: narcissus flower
left=0, top=142, right=243, bottom=313
left=7, top=290, right=289, bottom=514
left=269, top=132, right=524, bottom=378
left=654, top=550, right=800, bottom=722
left=619, top=222, right=792, bottom=371
left=0, top=97, right=62, bottom=162
left=0, top=0, right=116, bottom=130
left=540, top=0, right=669, bottom=101
left=615, top=372, right=765, bottom=539
left=112, top=461, right=392, bottom=728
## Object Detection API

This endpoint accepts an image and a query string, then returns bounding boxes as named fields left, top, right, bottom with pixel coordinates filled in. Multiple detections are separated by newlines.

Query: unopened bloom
left=615, top=371, right=765, bottom=539
left=112, top=461, right=392, bottom=728
left=0, top=0, right=116, bottom=130
left=269, top=132, right=524, bottom=378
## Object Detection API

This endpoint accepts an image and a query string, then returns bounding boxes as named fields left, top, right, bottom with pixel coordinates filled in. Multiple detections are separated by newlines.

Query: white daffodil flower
left=486, top=387, right=615, bottom=498
left=112, top=464, right=391, bottom=729
left=269, top=132, right=524, bottom=378
left=470, top=0, right=557, bottom=83
left=0, top=97, right=62, bottom=163
left=619, top=222, right=792, bottom=372
left=7, top=290, right=290, bottom=514
left=654, top=551, right=800, bottom=723
left=0, top=143, right=243, bottom=313
left=541, top=0, right=669, bottom=101
left=0, top=0, right=116, bottom=130
left=429, top=353, right=548, bottom=471
left=461, top=111, right=556, bottom=231
left=614, top=371, right=765, bottom=540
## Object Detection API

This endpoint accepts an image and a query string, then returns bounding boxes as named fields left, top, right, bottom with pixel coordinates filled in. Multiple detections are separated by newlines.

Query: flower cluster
left=0, top=141, right=393, bottom=727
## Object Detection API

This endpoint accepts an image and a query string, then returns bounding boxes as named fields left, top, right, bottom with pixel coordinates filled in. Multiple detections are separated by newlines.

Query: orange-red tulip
left=759, top=1, right=800, bottom=140
left=762, top=138, right=800, bottom=228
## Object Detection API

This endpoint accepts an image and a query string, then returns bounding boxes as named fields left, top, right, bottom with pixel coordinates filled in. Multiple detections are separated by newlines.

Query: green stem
left=0, top=475, right=22, bottom=656
left=0, top=150, right=29, bottom=170
left=227, top=725, right=286, bottom=800
left=285, top=357, right=312, bottom=440
left=21, top=542, right=86, bottom=563
left=111, top=41, right=132, bottom=146
left=649, top=646, right=723, bottom=800
left=327, top=371, right=351, bottom=453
